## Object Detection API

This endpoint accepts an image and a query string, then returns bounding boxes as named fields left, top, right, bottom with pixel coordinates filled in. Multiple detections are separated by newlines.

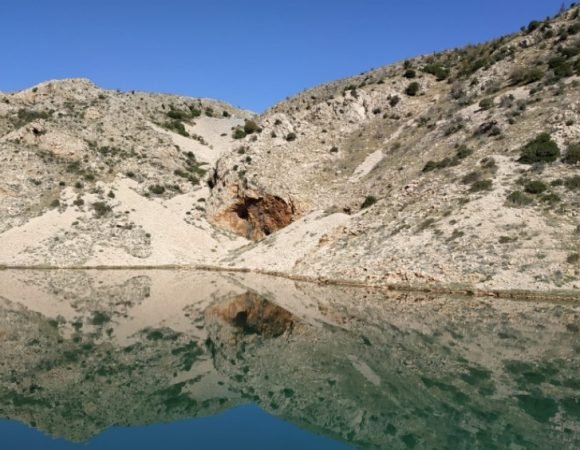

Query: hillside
left=1, top=6, right=580, bottom=295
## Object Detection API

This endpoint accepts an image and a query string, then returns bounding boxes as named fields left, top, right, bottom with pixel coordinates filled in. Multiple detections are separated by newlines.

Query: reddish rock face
left=211, top=194, right=296, bottom=241
left=208, top=292, right=295, bottom=339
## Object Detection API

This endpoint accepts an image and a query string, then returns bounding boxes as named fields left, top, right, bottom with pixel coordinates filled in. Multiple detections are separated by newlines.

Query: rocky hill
left=1, top=6, right=580, bottom=295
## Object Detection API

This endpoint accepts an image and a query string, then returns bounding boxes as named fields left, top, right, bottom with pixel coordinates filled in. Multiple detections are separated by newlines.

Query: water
left=0, top=269, right=578, bottom=449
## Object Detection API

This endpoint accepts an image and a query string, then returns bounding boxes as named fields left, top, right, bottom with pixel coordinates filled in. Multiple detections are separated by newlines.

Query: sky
left=0, top=0, right=572, bottom=112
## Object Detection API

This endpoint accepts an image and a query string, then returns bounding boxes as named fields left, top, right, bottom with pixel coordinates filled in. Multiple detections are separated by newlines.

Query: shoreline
left=1, top=263, right=579, bottom=302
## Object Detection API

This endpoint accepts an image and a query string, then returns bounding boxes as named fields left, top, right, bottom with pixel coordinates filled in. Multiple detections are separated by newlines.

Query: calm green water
left=0, top=270, right=578, bottom=449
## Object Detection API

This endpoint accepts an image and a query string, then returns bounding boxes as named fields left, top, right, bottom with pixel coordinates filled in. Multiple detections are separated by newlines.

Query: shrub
left=462, top=171, right=481, bottom=185
left=361, top=195, right=377, bottom=209
left=527, top=20, right=541, bottom=33
left=403, top=69, right=416, bottom=79
left=405, top=82, right=420, bottom=96
left=189, top=107, right=202, bottom=117
left=222, top=110, right=230, bottom=117
left=91, top=202, right=112, bottom=218
left=524, top=180, right=548, bottom=194
left=165, top=120, right=189, bottom=137
left=167, top=108, right=189, bottom=120
left=389, top=96, right=400, bottom=107
left=50, top=199, right=60, bottom=208
left=470, top=179, right=493, bottom=192
left=518, top=133, right=560, bottom=164
left=422, top=63, right=449, bottom=81
left=14, top=108, right=51, bottom=127
left=148, top=184, right=165, bottom=195
left=506, top=191, right=533, bottom=207
left=564, top=175, right=580, bottom=191
left=548, top=56, right=574, bottom=79
left=510, top=67, right=544, bottom=85
left=456, top=145, right=473, bottom=159
left=286, top=132, right=297, bottom=142
left=568, top=253, right=580, bottom=264
left=541, top=192, right=561, bottom=204
left=563, top=142, right=580, bottom=164
left=233, top=127, right=246, bottom=139
left=479, top=98, right=494, bottom=110
left=243, top=119, right=260, bottom=134
left=423, top=146, right=472, bottom=173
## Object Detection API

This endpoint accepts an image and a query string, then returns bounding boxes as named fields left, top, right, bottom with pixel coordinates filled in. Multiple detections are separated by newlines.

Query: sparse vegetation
left=470, top=179, right=493, bottom=192
left=506, top=191, right=533, bottom=207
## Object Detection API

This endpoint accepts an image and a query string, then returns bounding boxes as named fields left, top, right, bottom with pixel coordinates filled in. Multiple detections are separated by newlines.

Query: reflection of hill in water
left=0, top=270, right=578, bottom=448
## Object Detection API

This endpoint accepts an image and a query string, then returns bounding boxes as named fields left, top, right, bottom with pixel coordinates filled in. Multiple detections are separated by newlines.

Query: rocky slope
left=1, top=6, right=580, bottom=295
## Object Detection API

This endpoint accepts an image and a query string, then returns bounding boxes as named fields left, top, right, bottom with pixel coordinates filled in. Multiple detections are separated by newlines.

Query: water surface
left=0, top=270, right=578, bottom=449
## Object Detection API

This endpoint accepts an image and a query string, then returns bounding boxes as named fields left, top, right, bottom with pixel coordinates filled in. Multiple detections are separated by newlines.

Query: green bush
left=286, top=132, right=297, bottom=142
left=422, top=157, right=459, bottom=172
left=405, top=82, right=420, bottom=96
left=422, top=63, right=449, bottom=81
left=518, top=133, right=560, bottom=164
left=568, top=253, right=580, bottom=264
left=540, top=192, right=561, bottom=204
left=548, top=56, right=574, bottom=79
left=189, top=107, right=202, bottom=117
left=456, top=145, right=473, bottom=159
left=361, top=195, right=377, bottom=209
left=165, top=120, right=189, bottom=137
left=403, top=69, right=416, bottom=79
left=479, top=98, right=494, bottom=110
left=470, top=179, right=493, bottom=192
left=506, top=191, right=533, bottom=207
left=423, top=146, right=472, bottom=173
left=91, top=202, right=112, bottom=218
left=243, top=119, right=260, bottom=134
left=167, top=108, right=189, bottom=120
left=524, top=180, right=548, bottom=194
left=564, top=175, right=580, bottom=191
left=389, top=96, right=400, bottom=107
left=148, top=184, right=165, bottom=195
left=233, top=127, right=247, bottom=139
left=14, top=108, right=51, bottom=127
left=527, top=20, right=541, bottom=33
left=461, top=171, right=481, bottom=185
left=510, top=67, right=544, bottom=85
left=563, top=142, right=580, bottom=164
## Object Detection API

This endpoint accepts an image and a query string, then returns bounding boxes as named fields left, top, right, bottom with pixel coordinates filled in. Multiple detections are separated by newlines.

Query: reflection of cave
left=208, top=292, right=295, bottom=339
left=214, top=194, right=295, bottom=241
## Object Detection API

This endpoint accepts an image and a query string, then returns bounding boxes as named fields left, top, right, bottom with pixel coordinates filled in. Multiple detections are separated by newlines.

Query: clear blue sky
left=0, top=0, right=570, bottom=112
